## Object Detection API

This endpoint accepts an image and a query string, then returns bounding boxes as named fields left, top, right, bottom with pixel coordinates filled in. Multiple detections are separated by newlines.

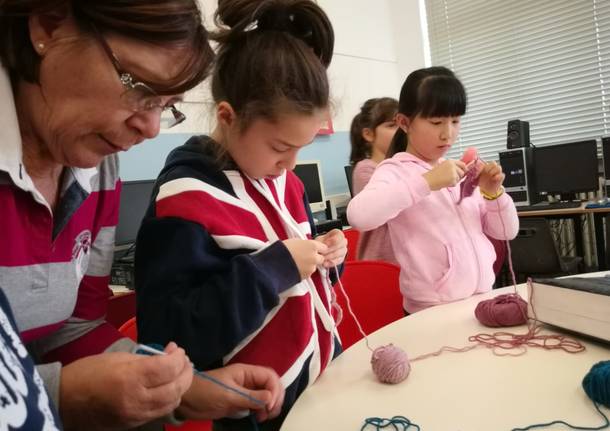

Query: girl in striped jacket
left=135, top=1, right=346, bottom=430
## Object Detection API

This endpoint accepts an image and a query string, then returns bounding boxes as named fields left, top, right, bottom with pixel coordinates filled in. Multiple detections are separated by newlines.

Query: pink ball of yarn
left=371, top=344, right=410, bottom=384
left=475, top=294, right=528, bottom=327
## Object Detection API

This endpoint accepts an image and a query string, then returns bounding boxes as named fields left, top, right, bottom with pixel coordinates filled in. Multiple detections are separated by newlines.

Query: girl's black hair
left=349, top=97, right=398, bottom=165
left=387, top=66, right=466, bottom=157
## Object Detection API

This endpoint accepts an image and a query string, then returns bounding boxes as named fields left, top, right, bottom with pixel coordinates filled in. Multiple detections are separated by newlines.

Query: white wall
left=315, top=0, right=426, bottom=131
left=169, top=0, right=426, bottom=134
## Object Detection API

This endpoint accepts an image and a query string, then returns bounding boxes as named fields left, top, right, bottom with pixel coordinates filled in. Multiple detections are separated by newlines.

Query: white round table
left=282, top=277, right=610, bottom=430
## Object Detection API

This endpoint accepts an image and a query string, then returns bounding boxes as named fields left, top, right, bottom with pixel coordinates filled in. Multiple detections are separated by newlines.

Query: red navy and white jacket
left=135, top=136, right=342, bottom=429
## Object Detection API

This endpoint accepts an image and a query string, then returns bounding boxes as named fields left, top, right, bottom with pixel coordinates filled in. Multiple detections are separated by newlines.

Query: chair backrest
left=334, top=260, right=403, bottom=349
left=509, top=217, right=564, bottom=276
left=344, top=165, right=354, bottom=197
left=118, top=316, right=138, bottom=341
left=107, top=291, right=136, bottom=329
left=343, top=228, right=360, bottom=261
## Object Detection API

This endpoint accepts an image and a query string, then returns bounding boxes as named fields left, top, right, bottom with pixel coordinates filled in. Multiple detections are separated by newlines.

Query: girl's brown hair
left=0, top=0, right=214, bottom=93
left=349, top=97, right=398, bottom=165
left=210, top=0, right=334, bottom=130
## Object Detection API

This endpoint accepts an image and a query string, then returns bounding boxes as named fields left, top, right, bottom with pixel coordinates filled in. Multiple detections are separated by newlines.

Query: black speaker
left=507, top=119, right=530, bottom=149
left=498, top=147, right=540, bottom=206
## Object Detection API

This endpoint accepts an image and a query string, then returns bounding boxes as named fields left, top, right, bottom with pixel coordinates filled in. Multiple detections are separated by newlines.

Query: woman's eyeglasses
left=92, top=26, right=186, bottom=129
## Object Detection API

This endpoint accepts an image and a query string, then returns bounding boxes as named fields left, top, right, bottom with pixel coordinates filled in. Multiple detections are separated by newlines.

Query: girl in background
left=135, top=1, right=346, bottom=429
left=348, top=97, right=398, bottom=263
left=347, top=66, right=518, bottom=314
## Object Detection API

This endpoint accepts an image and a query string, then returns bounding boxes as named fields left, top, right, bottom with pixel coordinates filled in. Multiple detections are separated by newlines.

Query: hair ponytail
left=386, top=128, right=408, bottom=158
left=349, top=113, right=368, bottom=165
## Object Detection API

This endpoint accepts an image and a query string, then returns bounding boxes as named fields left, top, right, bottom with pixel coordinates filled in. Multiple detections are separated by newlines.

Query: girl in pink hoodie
left=347, top=67, right=519, bottom=313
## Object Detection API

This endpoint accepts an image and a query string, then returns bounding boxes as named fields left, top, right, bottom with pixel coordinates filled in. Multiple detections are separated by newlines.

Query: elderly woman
left=0, top=1, right=283, bottom=430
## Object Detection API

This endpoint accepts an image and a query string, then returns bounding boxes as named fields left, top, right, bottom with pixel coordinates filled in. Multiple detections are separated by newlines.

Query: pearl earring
left=36, top=42, right=45, bottom=53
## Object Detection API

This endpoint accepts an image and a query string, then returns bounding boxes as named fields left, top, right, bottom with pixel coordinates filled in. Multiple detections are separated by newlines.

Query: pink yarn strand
left=331, top=266, right=374, bottom=352
left=411, top=344, right=479, bottom=362
left=470, top=199, right=585, bottom=355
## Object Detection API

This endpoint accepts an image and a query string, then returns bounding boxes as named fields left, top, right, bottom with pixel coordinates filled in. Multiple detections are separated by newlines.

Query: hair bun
left=214, top=0, right=333, bottom=67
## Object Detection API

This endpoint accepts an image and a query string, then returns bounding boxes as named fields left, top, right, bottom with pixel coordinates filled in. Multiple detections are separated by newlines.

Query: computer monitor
left=292, top=161, right=326, bottom=212
left=115, top=180, right=155, bottom=246
left=533, top=140, right=598, bottom=197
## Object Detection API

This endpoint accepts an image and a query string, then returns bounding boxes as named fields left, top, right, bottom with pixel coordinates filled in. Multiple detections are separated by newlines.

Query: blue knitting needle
left=134, top=344, right=265, bottom=408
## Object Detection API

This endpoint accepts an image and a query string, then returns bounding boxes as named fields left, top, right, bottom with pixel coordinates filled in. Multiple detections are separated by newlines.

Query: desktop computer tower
left=602, top=137, right=610, bottom=196
left=498, top=147, right=540, bottom=206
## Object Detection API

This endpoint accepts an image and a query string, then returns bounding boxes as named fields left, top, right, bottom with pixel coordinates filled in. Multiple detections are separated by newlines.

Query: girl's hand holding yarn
left=477, top=161, right=505, bottom=198
left=282, top=238, right=327, bottom=280
left=423, top=159, right=467, bottom=191
left=315, top=229, right=348, bottom=268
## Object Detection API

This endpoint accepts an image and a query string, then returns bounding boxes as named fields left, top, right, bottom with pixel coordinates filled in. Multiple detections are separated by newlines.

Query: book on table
left=528, top=276, right=610, bottom=343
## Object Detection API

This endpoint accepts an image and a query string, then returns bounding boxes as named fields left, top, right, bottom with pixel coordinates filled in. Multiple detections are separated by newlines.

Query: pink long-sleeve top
left=351, top=159, right=398, bottom=264
left=347, top=152, right=519, bottom=313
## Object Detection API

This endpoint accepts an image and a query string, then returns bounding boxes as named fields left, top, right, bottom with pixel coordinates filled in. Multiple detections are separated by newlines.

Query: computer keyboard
left=517, top=201, right=583, bottom=212
left=110, top=263, right=135, bottom=289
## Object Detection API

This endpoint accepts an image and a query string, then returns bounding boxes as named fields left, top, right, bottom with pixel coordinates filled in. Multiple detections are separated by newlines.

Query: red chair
left=107, top=291, right=136, bottom=329
left=118, top=318, right=212, bottom=431
left=117, top=316, right=138, bottom=341
left=334, top=260, right=403, bottom=349
left=343, top=228, right=360, bottom=261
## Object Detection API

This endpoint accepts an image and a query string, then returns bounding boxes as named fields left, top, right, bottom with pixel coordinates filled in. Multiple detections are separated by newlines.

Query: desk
left=517, top=204, right=610, bottom=270
left=282, top=278, right=610, bottom=430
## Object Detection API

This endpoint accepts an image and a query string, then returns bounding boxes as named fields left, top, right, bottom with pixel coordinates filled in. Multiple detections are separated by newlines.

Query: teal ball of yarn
left=582, top=360, right=610, bottom=407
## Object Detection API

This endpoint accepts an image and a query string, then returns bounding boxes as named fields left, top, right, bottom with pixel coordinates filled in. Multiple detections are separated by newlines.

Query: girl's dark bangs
left=418, top=77, right=466, bottom=118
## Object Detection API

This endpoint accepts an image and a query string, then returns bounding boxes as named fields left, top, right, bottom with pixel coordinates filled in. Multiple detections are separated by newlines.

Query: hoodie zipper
left=447, top=186, right=482, bottom=291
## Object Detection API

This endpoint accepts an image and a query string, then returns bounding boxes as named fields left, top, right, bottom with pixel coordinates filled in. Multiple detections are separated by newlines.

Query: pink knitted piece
left=371, top=344, right=411, bottom=384
left=458, top=167, right=479, bottom=203
left=458, top=147, right=480, bottom=203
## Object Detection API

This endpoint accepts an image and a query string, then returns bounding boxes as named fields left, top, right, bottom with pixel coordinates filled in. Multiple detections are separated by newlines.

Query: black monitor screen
left=533, top=140, right=598, bottom=194
left=293, top=163, right=324, bottom=208
left=115, top=180, right=155, bottom=245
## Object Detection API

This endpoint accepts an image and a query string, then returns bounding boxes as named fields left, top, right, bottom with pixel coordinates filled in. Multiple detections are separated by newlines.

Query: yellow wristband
left=481, top=186, right=504, bottom=200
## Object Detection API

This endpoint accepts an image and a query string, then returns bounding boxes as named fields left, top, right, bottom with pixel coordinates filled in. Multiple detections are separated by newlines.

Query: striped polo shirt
left=0, top=67, right=128, bottom=404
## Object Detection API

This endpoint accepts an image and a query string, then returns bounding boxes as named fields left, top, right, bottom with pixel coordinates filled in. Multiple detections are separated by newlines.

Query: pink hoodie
left=347, top=152, right=519, bottom=313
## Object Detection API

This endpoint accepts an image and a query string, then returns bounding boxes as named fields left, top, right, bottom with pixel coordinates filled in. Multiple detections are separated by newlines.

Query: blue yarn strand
left=193, top=368, right=265, bottom=408
left=511, top=403, right=610, bottom=431
left=361, top=416, right=421, bottom=430
left=135, top=344, right=263, bottom=430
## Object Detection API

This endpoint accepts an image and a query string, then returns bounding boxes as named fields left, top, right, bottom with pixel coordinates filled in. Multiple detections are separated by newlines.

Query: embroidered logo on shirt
left=72, top=230, right=92, bottom=281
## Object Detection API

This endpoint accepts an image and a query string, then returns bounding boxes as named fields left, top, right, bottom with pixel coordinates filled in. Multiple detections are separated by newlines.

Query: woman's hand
left=60, top=343, right=193, bottom=430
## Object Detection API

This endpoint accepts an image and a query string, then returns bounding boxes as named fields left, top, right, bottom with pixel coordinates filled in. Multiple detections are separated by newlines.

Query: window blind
left=424, top=0, right=610, bottom=161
